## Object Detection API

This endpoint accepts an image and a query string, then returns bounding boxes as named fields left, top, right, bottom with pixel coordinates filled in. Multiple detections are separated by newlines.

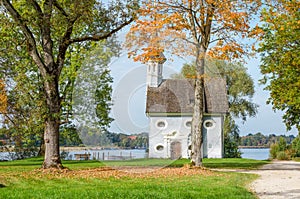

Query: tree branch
left=53, top=0, right=68, bottom=17
left=1, top=0, right=47, bottom=76
left=69, top=18, right=135, bottom=44
left=56, top=16, right=78, bottom=75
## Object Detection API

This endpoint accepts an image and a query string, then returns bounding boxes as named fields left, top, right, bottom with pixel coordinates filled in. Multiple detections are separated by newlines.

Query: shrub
left=270, top=143, right=279, bottom=159
left=285, top=148, right=296, bottom=159
left=278, top=137, right=287, bottom=151
left=276, top=151, right=289, bottom=160
left=291, top=137, right=300, bottom=157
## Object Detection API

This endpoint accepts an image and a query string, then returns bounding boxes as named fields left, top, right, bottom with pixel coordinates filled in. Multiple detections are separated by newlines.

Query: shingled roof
left=146, top=78, right=229, bottom=115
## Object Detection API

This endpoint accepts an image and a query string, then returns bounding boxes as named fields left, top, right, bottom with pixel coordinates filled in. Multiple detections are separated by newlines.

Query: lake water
left=1, top=148, right=270, bottom=161
left=62, top=149, right=148, bottom=160
left=240, top=148, right=270, bottom=160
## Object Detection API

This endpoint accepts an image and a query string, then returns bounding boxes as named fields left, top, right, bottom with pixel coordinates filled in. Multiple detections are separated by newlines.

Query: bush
left=276, top=151, right=289, bottom=160
left=270, top=143, right=279, bottom=159
left=291, top=137, right=300, bottom=157
left=278, top=137, right=287, bottom=151
left=224, top=136, right=241, bottom=158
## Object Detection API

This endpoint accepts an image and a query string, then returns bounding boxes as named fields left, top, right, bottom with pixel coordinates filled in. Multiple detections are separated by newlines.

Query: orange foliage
left=0, top=80, right=7, bottom=114
left=126, top=0, right=263, bottom=63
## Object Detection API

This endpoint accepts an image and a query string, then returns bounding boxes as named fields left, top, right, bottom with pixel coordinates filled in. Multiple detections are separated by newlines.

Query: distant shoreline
left=60, top=146, right=126, bottom=152
left=60, top=146, right=147, bottom=152
left=238, top=146, right=269, bottom=149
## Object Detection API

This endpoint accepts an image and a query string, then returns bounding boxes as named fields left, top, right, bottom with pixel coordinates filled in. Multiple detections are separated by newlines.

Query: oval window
left=157, top=121, right=166, bottom=128
left=204, top=120, right=215, bottom=129
left=156, top=145, right=164, bottom=151
left=185, top=121, right=192, bottom=128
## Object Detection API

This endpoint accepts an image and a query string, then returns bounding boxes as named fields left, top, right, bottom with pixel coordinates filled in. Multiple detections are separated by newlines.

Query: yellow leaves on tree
left=0, top=80, right=7, bottom=114
left=126, top=0, right=263, bottom=63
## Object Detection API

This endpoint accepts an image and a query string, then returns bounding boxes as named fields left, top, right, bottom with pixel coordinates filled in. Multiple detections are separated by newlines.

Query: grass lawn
left=0, top=157, right=268, bottom=199
left=104, top=158, right=269, bottom=169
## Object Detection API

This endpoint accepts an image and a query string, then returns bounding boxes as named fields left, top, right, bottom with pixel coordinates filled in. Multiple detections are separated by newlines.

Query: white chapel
left=145, top=54, right=229, bottom=159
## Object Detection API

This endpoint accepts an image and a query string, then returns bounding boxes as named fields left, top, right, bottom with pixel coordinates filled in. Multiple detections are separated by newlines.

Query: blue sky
left=108, top=52, right=297, bottom=136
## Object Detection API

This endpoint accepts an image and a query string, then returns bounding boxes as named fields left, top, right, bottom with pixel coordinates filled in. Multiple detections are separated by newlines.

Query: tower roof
left=148, top=52, right=166, bottom=64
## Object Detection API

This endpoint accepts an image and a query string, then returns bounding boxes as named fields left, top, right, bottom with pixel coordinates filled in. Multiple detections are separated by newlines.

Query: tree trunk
left=191, top=77, right=204, bottom=166
left=38, top=133, right=45, bottom=157
left=191, top=54, right=205, bottom=167
left=42, top=76, right=63, bottom=169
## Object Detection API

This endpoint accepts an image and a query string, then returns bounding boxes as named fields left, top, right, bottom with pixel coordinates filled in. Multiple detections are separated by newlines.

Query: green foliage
left=95, top=69, right=114, bottom=129
left=259, top=1, right=300, bottom=131
left=59, top=126, right=83, bottom=147
left=224, top=116, right=242, bottom=158
left=276, top=151, right=289, bottom=160
left=98, top=132, right=148, bottom=149
left=291, top=137, right=300, bottom=157
left=269, top=134, right=300, bottom=160
left=270, top=143, right=280, bottom=159
left=72, top=40, right=119, bottom=146
left=278, top=137, right=287, bottom=151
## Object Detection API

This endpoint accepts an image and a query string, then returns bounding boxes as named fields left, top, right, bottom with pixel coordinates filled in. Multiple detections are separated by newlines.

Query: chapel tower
left=146, top=53, right=166, bottom=87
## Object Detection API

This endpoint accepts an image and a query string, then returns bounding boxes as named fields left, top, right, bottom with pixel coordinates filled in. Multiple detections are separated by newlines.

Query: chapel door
left=170, top=141, right=181, bottom=160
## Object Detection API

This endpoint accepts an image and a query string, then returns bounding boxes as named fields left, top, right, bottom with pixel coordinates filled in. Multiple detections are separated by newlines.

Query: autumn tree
left=126, top=0, right=262, bottom=166
left=0, top=0, right=138, bottom=168
left=259, top=0, right=300, bottom=132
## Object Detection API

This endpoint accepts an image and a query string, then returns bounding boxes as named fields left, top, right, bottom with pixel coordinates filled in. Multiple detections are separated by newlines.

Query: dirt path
left=246, top=161, right=300, bottom=199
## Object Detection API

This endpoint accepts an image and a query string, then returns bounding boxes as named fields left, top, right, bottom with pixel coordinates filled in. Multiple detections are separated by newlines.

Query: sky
left=107, top=52, right=298, bottom=136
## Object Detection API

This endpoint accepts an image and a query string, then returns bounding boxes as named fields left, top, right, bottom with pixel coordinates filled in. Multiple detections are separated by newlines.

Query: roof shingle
left=146, top=78, right=229, bottom=114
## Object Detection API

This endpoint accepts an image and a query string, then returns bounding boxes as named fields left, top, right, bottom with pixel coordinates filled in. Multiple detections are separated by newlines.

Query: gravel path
left=247, top=161, right=300, bottom=199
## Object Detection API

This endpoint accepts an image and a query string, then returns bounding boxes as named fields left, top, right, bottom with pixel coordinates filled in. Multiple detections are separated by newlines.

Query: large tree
left=126, top=0, right=262, bottom=166
left=0, top=0, right=138, bottom=168
left=259, top=0, right=300, bottom=132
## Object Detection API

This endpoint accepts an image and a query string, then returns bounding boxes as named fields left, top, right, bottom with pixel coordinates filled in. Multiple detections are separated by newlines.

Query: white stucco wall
left=148, top=115, right=224, bottom=159
left=148, top=116, right=192, bottom=159
left=203, top=116, right=223, bottom=158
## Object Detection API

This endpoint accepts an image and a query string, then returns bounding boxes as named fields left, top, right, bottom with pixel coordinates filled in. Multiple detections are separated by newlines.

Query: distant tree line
left=1, top=126, right=148, bottom=151
left=239, top=132, right=295, bottom=148
left=99, top=132, right=148, bottom=149
left=59, top=127, right=148, bottom=149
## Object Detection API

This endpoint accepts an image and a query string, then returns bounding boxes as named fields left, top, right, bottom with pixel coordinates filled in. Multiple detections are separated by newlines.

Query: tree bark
left=42, top=76, right=63, bottom=169
left=191, top=57, right=205, bottom=167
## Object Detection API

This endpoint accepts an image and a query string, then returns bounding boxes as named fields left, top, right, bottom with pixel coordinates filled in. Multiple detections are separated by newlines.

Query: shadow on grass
left=203, top=158, right=271, bottom=169
left=0, top=157, right=43, bottom=167
left=62, top=160, right=103, bottom=165
left=0, top=184, right=5, bottom=188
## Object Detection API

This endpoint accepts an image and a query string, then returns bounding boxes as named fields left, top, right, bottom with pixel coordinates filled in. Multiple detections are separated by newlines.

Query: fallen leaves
left=26, top=166, right=219, bottom=180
